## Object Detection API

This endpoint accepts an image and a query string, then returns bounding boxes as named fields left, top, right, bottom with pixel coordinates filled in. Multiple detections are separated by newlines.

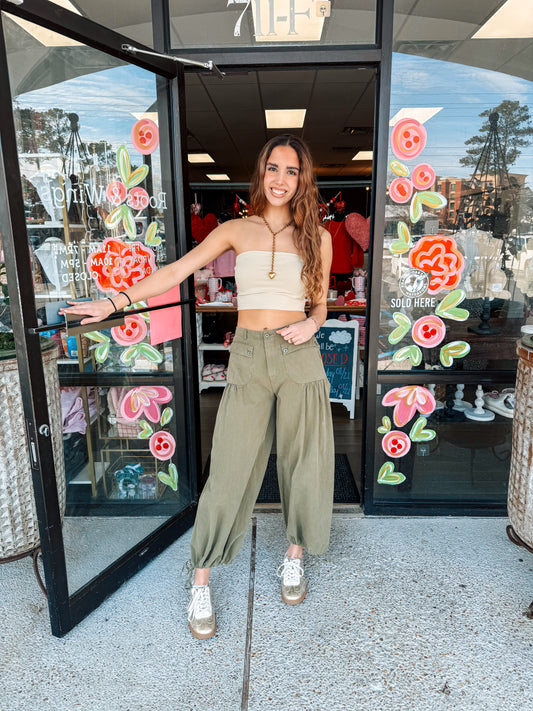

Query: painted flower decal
left=87, top=237, right=156, bottom=293
left=409, top=235, right=465, bottom=295
left=389, top=177, right=413, bottom=204
left=390, top=118, right=427, bottom=161
left=411, top=163, right=435, bottom=190
left=131, top=118, right=159, bottom=155
left=411, top=315, right=446, bottom=348
left=382, top=431, right=411, bottom=458
left=120, top=386, right=172, bottom=423
left=106, top=180, right=127, bottom=205
left=111, top=314, right=148, bottom=346
left=382, top=386, right=436, bottom=427
left=150, top=431, right=175, bottom=461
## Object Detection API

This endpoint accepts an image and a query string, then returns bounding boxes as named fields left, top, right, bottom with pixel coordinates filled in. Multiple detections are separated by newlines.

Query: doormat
left=202, top=453, right=359, bottom=504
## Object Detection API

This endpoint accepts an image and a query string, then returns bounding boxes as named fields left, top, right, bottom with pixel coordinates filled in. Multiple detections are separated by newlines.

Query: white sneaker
left=277, top=557, right=307, bottom=605
left=187, top=584, right=216, bottom=639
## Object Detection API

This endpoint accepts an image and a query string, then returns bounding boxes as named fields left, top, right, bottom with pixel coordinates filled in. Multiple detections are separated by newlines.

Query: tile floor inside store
left=1, top=514, right=532, bottom=711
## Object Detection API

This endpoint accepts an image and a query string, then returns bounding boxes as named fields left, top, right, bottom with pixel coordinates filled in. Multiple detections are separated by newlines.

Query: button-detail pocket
left=281, top=339, right=326, bottom=384
left=226, top=340, right=255, bottom=386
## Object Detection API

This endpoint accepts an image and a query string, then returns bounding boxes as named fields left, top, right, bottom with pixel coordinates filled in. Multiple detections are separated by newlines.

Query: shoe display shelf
left=196, top=309, right=235, bottom=392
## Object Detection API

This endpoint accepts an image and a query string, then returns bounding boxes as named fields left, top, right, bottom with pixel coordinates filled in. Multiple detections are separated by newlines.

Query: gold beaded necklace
left=260, top=214, right=293, bottom=279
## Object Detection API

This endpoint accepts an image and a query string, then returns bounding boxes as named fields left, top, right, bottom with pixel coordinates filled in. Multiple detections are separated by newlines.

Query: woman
left=62, top=134, right=334, bottom=640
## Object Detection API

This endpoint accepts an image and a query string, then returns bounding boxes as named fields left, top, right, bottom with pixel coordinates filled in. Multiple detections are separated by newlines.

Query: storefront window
left=170, top=0, right=377, bottom=49
left=373, top=382, right=512, bottom=505
left=379, top=9, right=533, bottom=375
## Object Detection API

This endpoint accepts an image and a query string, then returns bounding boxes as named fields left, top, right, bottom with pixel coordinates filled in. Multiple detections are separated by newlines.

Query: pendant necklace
left=260, top=214, right=293, bottom=279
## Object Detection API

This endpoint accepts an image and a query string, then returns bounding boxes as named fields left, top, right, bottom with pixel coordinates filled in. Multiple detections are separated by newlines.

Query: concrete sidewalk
left=1, top=514, right=532, bottom=711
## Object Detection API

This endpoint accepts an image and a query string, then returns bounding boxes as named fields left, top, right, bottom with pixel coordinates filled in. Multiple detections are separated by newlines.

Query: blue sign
left=316, top=324, right=356, bottom=401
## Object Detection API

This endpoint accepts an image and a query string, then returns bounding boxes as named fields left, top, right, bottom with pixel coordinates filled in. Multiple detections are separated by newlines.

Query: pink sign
left=147, top=285, right=182, bottom=346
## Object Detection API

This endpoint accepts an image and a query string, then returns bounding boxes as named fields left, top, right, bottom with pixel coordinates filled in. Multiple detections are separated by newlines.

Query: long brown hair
left=249, top=134, right=324, bottom=305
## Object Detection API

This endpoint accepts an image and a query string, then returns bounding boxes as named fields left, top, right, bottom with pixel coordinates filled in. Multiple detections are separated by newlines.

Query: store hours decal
left=378, top=117, right=472, bottom=486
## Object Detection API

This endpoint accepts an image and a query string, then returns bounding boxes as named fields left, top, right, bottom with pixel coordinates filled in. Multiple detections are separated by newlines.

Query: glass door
left=0, top=7, right=200, bottom=635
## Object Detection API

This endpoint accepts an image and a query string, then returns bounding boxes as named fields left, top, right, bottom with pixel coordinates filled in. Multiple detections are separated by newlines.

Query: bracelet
left=120, top=291, right=132, bottom=306
left=308, top=316, right=320, bottom=333
left=106, top=296, right=117, bottom=312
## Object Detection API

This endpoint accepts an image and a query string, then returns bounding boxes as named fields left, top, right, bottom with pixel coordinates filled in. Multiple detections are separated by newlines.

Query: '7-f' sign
left=228, top=0, right=251, bottom=37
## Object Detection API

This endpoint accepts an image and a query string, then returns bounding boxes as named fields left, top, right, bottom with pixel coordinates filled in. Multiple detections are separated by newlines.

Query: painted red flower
left=111, top=314, right=147, bottom=346
left=389, top=177, right=413, bottom=204
left=408, top=235, right=465, bottom=295
left=120, top=386, right=172, bottom=423
left=382, top=386, right=436, bottom=427
left=390, top=118, right=427, bottom=161
left=382, top=431, right=411, bottom=458
left=87, top=237, right=156, bottom=293
left=149, top=431, right=175, bottom=461
left=412, top=315, right=446, bottom=348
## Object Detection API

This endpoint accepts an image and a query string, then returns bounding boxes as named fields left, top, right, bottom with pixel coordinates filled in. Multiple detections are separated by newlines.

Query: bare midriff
left=237, top=309, right=306, bottom=331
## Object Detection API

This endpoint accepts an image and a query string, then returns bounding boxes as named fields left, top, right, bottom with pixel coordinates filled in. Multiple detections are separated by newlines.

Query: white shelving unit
left=196, top=312, right=232, bottom=392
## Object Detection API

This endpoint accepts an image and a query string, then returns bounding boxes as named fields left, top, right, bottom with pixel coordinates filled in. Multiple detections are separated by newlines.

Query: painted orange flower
left=87, top=237, right=156, bottom=293
left=409, top=235, right=464, bottom=295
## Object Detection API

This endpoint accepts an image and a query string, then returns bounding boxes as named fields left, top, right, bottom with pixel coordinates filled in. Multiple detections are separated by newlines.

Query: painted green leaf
left=393, top=344, right=422, bottom=366
left=417, top=190, right=447, bottom=210
left=439, top=340, right=471, bottom=367
left=388, top=312, right=411, bottom=344
left=377, top=416, right=392, bottom=434
left=161, top=407, right=173, bottom=426
left=122, top=206, right=136, bottom=238
left=389, top=160, right=409, bottom=177
left=389, top=220, right=412, bottom=254
left=85, top=331, right=107, bottom=343
left=435, top=289, right=469, bottom=322
left=137, top=420, right=153, bottom=439
left=120, top=345, right=138, bottom=364
left=145, top=221, right=162, bottom=247
left=136, top=343, right=163, bottom=363
left=116, top=145, right=131, bottom=184
left=409, top=193, right=423, bottom=223
left=125, top=164, right=149, bottom=189
left=94, top=341, right=110, bottom=363
left=377, top=461, right=406, bottom=486
left=158, top=463, right=178, bottom=491
left=409, top=416, right=436, bottom=442
left=105, top=205, right=124, bottom=229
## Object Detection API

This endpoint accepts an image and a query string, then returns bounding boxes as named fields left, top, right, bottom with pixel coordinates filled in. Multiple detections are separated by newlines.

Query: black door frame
left=0, top=0, right=394, bottom=634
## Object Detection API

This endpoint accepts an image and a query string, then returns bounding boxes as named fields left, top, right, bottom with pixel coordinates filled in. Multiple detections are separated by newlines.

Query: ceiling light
left=188, top=153, right=215, bottom=164
left=352, top=151, right=373, bottom=161
left=265, top=109, right=306, bottom=129
left=207, top=174, right=230, bottom=181
left=389, top=108, right=443, bottom=126
left=473, top=0, right=533, bottom=39
left=131, top=112, right=159, bottom=126
left=252, top=0, right=325, bottom=43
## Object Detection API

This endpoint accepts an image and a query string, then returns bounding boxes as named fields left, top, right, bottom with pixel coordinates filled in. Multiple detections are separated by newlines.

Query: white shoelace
left=188, top=585, right=212, bottom=621
left=277, top=557, right=304, bottom=586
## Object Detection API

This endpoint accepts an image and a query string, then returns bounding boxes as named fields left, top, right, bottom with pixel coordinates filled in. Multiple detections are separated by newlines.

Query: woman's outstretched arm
left=60, top=221, right=235, bottom=324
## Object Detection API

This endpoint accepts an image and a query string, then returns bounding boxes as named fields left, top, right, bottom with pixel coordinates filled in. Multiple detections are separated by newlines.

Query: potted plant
left=0, top=267, right=65, bottom=578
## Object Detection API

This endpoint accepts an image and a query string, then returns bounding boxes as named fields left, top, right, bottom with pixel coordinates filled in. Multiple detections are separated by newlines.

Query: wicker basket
left=507, top=341, right=533, bottom=549
left=0, top=342, right=66, bottom=559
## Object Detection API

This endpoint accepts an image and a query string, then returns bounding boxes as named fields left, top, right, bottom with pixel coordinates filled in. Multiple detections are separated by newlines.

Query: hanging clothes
left=326, top=218, right=364, bottom=272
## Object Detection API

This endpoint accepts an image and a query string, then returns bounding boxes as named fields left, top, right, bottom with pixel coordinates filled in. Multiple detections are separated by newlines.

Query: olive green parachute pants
left=190, top=326, right=334, bottom=569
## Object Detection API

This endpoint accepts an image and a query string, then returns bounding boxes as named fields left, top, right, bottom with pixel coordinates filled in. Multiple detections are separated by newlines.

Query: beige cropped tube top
left=235, top=250, right=306, bottom=311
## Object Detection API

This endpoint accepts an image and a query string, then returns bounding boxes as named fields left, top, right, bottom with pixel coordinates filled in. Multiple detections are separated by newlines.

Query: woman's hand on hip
left=276, top=318, right=318, bottom=345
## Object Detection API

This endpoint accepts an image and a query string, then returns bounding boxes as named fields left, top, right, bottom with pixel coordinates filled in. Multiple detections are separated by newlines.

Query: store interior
left=184, top=66, right=376, bottom=505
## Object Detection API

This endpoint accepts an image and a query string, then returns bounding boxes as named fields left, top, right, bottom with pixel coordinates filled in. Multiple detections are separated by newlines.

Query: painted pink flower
left=389, top=177, right=413, bottom=204
left=131, top=118, right=159, bottom=155
left=127, top=186, right=150, bottom=210
left=412, top=315, right=446, bottom=348
left=149, top=431, right=175, bottom=461
left=111, top=315, right=147, bottom=346
left=390, top=118, right=427, bottom=161
left=382, top=386, right=436, bottom=427
left=382, top=431, right=411, bottom=458
left=411, top=163, right=435, bottom=190
left=120, top=386, right=172, bottom=423
left=87, top=237, right=156, bottom=293
left=106, top=180, right=127, bottom=205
